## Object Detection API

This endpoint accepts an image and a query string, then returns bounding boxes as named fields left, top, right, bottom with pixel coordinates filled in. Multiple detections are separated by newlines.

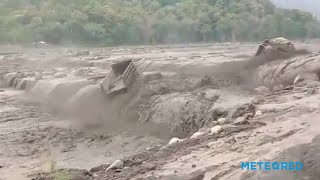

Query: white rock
left=106, top=160, right=123, bottom=171
left=168, top=137, right=184, bottom=146
left=210, top=125, right=223, bottom=134
left=217, top=118, right=228, bottom=125
left=190, top=131, right=206, bottom=139
left=255, top=111, right=263, bottom=116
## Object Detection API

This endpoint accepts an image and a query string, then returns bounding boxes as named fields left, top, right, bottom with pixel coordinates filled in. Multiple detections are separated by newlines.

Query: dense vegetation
left=1, top=0, right=320, bottom=46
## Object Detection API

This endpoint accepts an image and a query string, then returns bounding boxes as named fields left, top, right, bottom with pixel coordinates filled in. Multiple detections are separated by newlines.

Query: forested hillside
left=1, top=0, right=320, bottom=46
left=271, top=0, right=320, bottom=19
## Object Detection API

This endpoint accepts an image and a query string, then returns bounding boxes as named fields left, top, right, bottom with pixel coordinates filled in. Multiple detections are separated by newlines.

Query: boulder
left=217, top=118, right=228, bottom=125
left=190, top=131, right=206, bottom=139
left=210, top=125, right=223, bottom=134
left=106, top=160, right=123, bottom=171
left=168, top=137, right=185, bottom=146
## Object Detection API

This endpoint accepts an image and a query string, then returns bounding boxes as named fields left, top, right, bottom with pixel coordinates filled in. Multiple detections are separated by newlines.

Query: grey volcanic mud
left=0, top=41, right=320, bottom=180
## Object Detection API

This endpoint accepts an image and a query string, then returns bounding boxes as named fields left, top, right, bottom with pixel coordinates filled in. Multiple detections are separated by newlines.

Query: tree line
left=1, top=0, right=320, bottom=46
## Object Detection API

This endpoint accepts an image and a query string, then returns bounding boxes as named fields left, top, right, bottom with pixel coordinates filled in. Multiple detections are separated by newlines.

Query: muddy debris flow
left=1, top=39, right=320, bottom=180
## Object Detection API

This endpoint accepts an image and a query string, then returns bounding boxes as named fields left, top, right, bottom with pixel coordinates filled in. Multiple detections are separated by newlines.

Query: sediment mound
left=255, top=52, right=320, bottom=88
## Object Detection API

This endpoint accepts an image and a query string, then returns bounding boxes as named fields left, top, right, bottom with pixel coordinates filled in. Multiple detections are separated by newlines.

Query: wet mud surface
left=1, top=42, right=320, bottom=180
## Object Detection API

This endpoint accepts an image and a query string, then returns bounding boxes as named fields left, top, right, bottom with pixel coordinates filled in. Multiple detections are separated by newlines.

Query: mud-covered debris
left=255, top=37, right=295, bottom=57
left=200, top=75, right=212, bottom=86
left=106, top=160, right=124, bottom=171
left=228, top=106, right=246, bottom=119
left=227, top=103, right=255, bottom=120
left=233, top=117, right=248, bottom=125
left=266, top=37, right=295, bottom=51
left=210, top=125, right=223, bottom=134
left=243, top=112, right=255, bottom=119
left=254, top=86, right=271, bottom=95
left=217, top=118, right=228, bottom=125
left=190, top=131, right=206, bottom=139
